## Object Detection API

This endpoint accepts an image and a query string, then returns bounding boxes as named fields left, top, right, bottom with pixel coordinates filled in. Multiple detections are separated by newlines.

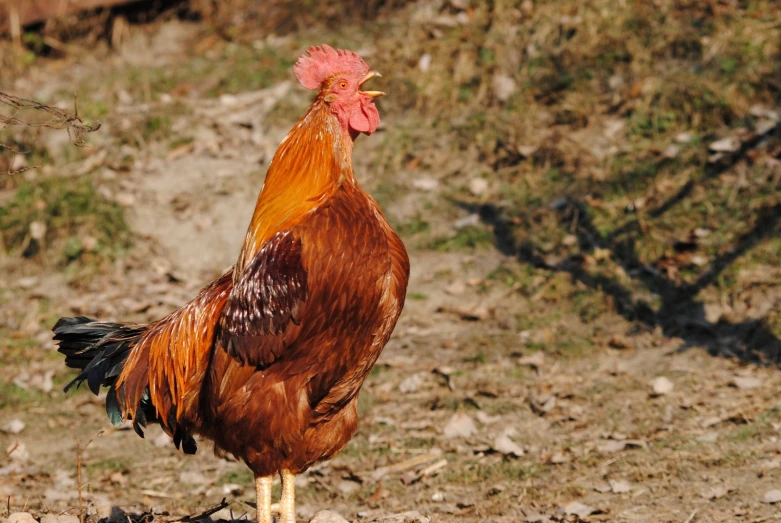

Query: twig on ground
left=2, top=442, right=19, bottom=462
left=76, top=430, right=106, bottom=523
left=176, top=499, right=230, bottom=522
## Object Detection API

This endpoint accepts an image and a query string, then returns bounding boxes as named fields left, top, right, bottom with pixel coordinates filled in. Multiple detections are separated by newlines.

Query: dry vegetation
left=1, top=1, right=781, bottom=522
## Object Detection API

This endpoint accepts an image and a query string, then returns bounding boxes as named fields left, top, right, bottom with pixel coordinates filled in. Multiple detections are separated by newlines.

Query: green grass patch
left=0, top=174, right=132, bottom=266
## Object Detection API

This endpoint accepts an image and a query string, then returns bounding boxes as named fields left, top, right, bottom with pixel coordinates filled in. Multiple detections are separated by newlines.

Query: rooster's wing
left=217, top=230, right=308, bottom=367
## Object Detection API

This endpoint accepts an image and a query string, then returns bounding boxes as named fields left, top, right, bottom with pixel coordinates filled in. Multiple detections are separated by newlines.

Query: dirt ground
left=2, top=3, right=781, bottom=523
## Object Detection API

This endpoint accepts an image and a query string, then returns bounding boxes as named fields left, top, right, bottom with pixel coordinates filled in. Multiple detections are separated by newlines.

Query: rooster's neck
left=235, top=101, right=355, bottom=275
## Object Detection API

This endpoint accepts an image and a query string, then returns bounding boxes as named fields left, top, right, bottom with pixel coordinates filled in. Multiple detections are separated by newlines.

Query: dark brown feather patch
left=217, top=230, right=308, bottom=367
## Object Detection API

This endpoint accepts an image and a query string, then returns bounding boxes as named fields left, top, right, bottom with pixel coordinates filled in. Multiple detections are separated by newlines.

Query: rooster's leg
left=279, top=469, right=296, bottom=523
left=255, top=474, right=273, bottom=523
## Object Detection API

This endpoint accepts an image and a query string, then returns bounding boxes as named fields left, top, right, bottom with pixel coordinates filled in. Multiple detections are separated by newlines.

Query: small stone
left=418, top=54, right=432, bottom=73
left=675, top=131, right=693, bottom=143
left=41, top=514, right=80, bottom=523
left=697, top=432, right=719, bottom=443
left=6, top=442, right=29, bottom=462
left=763, top=490, right=781, bottom=504
left=309, top=510, right=349, bottom=523
left=709, top=136, right=740, bottom=152
left=11, top=154, right=28, bottom=171
left=399, top=373, right=425, bottom=394
left=443, top=412, right=476, bottom=439
left=476, top=411, right=501, bottom=425
left=412, top=177, right=438, bottom=191
left=650, top=376, right=674, bottom=396
left=431, top=491, right=445, bottom=502
left=609, top=479, right=631, bottom=493
left=468, top=177, right=488, bottom=196
left=29, top=220, right=46, bottom=241
left=493, top=74, right=517, bottom=102
left=337, top=480, right=361, bottom=495
left=3, top=419, right=25, bottom=434
left=559, top=501, right=597, bottom=519
left=221, top=483, right=243, bottom=496
left=663, top=144, right=680, bottom=159
left=730, top=376, right=763, bottom=390
left=454, top=214, right=480, bottom=229
left=8, top=514, right=36, bottom=523
left=445, top=281, right=466, bottom=295
left=493, top=433, right=524, bottom=457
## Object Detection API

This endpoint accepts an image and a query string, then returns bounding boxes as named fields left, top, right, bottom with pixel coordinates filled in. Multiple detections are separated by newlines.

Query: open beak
left=360, top=71, right=385, bottom=98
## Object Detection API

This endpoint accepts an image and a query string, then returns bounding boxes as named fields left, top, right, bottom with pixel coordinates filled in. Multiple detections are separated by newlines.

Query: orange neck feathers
left=235, top=96, right=356, bottom=275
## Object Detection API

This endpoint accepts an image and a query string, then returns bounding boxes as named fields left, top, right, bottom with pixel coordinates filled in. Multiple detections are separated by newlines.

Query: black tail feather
left=53, top=316, right=198, bottom=455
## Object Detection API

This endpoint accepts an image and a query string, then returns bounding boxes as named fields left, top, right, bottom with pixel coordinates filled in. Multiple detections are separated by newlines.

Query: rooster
left=53, top=45, right=409, bottom=523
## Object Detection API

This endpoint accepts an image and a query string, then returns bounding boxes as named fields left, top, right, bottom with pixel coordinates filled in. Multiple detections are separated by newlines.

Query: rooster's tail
left=53, top=317, right=148, bottom=427
left=53, top=316, right=198, bottom=454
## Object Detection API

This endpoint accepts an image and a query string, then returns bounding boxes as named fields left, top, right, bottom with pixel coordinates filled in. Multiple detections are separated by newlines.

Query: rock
left=730, top=376, right=763, bottom=390
left=663, top=144, right=680, bottom=159
left=375, top=512, right=430, bottom=523
left=454, top=214, right=480, bottom=229
left=6, top=442, right=29, bottom=462
left=10, top=154, right=27, bottom=171
left=41, top=514, right=80, bottom=523
left=609, top=479, right=631, bottom=493
left=493, top=433, right=524, bottom=457
left=675, top=131, right=693, bottom=143
left=418, top=54, right=432, bottom=73
left=2, top=419, right=25, bottom=434
left=650, top=376, right=673, bottom=396
left=178, top=470, right=207, bottom=484
left=221, top=483, right=243, bottom=496
left=431, top=491, right=445, bottom=502
left=29, top=220, right=46, bottom=241
left=468, top=177, right=488, bottom=196
left=517, top=352, right=545, bottom=369
left=398, top=373, right=425, bottom=394
left=597, top=440, right=627, bottom=453
left=337, top=480, right=361, bottom=495
left=442, top=412, right=476, bottom=439
left=476, top=411, right=501, bottom=425
left=763, top=490, right=781, bottom=504
left=558, top=501, right=597, bottom=519
left=8, top=514, right=36, bottom=523
left=709, top=136, right=740, bottom=152
left=411, top=177, right=438, bottom=191
left=309, top=510, right=349, bottom=523
left=493, top=74, right=517, bottom=102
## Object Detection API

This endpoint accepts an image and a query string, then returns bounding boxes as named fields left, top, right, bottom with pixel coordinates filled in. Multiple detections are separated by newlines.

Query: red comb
left=293, top=44, right=371, bottom=90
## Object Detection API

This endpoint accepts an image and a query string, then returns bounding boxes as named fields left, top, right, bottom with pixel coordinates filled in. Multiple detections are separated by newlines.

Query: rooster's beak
left=360, top=71, right=385, bottom=98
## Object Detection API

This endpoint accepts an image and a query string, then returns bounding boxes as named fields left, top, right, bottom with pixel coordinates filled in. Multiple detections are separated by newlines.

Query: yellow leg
left=279, top=469, right=296, bottom=523
left=255, top=475, right=273, bottom=523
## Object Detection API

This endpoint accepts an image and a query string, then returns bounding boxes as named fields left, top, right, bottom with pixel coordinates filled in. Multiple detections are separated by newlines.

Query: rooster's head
left=294, top=44, right=384, bottom=136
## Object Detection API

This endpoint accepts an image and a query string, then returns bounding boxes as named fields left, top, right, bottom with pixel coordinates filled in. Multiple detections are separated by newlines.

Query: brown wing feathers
left=217, top=230, right=308, bottom=368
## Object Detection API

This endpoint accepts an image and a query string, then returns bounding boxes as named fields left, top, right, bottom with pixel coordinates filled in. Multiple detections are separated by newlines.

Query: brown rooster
left=53, top=45, right=409, bottom=523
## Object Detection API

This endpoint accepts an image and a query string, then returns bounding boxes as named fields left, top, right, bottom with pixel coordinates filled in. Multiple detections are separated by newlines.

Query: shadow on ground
left=461, top=122, right=781, bottom=365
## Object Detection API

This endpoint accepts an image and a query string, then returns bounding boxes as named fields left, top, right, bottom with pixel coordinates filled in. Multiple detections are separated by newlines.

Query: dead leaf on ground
left=493, top=433, right=525, bottom=458
left=442, top=412, right=476, bottom=439
left=530, top=394, right=556, bottom=416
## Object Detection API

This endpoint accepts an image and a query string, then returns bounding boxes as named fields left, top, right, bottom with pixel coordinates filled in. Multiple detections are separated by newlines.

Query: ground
left=1, top=2, right=781, bottom=522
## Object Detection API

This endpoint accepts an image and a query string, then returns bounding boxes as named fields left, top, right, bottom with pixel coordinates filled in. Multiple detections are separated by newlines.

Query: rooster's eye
left=339, top=81, right=348, bottom=89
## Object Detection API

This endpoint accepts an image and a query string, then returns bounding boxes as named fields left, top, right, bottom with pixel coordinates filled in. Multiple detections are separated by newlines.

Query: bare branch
left=0, top=90, right=102, bottom=176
